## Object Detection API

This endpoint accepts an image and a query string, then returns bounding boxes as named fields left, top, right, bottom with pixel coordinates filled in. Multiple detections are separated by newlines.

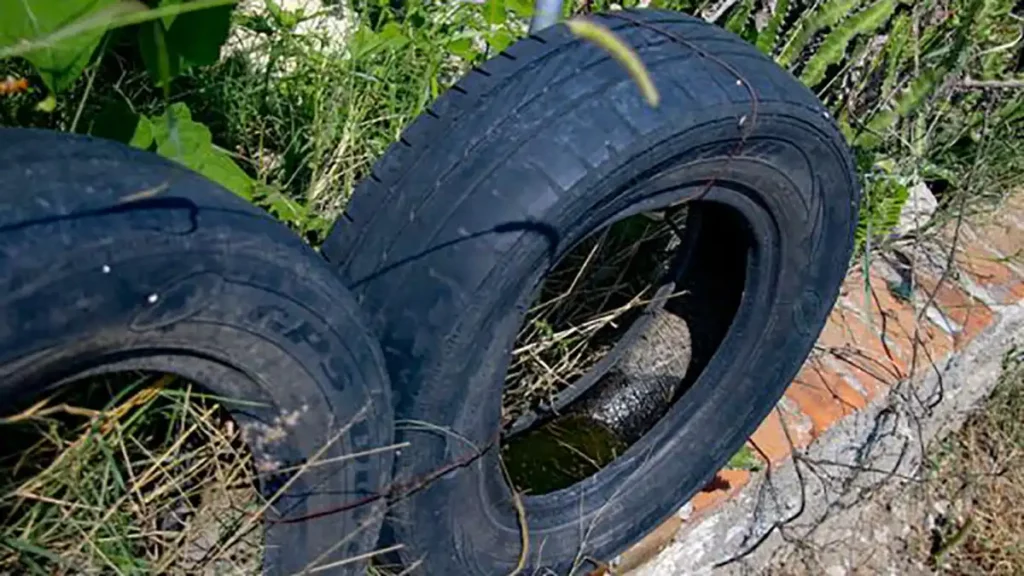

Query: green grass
left=4, top=0, right=1021, bottom=241
left=0, top=375, right=263, bottom=574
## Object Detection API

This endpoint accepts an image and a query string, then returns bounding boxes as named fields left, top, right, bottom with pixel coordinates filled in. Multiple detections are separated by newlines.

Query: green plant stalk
left=565, top=17, right=660, bottom=107
left=756, top=0, right=790, bottom=55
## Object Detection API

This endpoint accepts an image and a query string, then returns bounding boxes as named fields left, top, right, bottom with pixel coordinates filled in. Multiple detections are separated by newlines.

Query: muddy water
left=503, top=311, right=692, bottom=493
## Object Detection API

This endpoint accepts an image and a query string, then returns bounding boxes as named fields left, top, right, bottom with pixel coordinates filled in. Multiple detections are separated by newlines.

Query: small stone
left=677, top=501, right=695, bottom=521
left=895, top=181, right=938, bottom=236
left=825, top=565, right=846, bottom=576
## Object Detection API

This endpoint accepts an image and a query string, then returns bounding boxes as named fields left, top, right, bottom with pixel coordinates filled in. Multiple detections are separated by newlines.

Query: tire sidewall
left=0, top=129, right=394, bottom=575
left=386, top=104, right=857, bottom=572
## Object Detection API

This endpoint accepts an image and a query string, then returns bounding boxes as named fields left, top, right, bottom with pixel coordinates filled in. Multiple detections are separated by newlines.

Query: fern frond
left=878, top=179, right=910, bottom=232
left=778, top=0, right=862, bottom=67
left=756, top=0, right=790, bottom=55
left=857, top=0, right=989, bottom=149
left=880, top=12, right=909, bottom=97
left=854, top=176, right=909, bottom=251
left=948, top=0, right=987, bottom=69
left=725, top=0, right=754, bottom=35
left=894, top=69, right=941, bottom=117
left=856, top=68, right=941, bottom=148
left=800, top=0, right=897, bottom=87
left=977, top=0, right=1016, bottom=79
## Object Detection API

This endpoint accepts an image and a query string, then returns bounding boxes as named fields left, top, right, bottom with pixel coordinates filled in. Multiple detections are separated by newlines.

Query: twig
left=501, top=457, right=529, bottom=576
left=714, top=407, right=808, bottom=568
left=960, top=77, right=1024, bottom=89
left=307, top=543, right=405, bottom=573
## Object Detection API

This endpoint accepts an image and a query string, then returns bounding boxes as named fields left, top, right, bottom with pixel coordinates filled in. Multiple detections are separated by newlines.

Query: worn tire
left=323, top=9, right=859, bottom=574
left=0, top=129, right=393, bottom=575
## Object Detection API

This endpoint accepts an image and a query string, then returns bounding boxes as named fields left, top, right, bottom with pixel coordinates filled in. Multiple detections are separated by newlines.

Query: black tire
left=322, top=9, right=858, bottom=574
left=0, top=128, right=393, bottom=575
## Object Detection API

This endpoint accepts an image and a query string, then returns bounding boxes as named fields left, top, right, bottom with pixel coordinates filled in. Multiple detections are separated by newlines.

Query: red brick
left=865, top=271, right=956, bottom=370
left=916, top=271, right=995, bottom=348
left=971, top=194, right=1024, bottom=266
left=689, top=469, right=751, bottom=517
left=785, top=358, right=867, bottom=437
left=748, top=406, right=811, bottom=465
left=950, top=226, right=1024, bottom=304
left=817, top=304, right=906, bottom=394
left=615, top=467, right=754, bottom=571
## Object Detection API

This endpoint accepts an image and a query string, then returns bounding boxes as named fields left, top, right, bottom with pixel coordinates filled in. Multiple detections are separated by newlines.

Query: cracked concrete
left=619, top=191, right=1024, bottom=575
left=628, top=301, right=1024, bottom=575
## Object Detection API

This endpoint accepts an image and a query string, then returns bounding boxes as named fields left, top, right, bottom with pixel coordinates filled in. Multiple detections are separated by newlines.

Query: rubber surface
left=323, top=9, right=859, bottom=574
left=0, top=129, right=393, bottom=575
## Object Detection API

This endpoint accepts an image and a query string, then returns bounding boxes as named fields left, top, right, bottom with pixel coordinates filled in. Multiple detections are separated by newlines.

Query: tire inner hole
left=500, top=204, right=750, bottom=495
left=0, top=372, right=264, bottom=574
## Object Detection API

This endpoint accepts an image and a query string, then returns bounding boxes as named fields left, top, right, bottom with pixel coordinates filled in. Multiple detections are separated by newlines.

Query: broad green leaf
left=131, top=115, right=154, bottom=149
left=0, top=0, right=234, bottom=61
left=727, top=446, right=762, bottom=471
left=35, top=93, right=56, bottom=111
left=507, top=0, right=533, bottom=18
left=349, top=26, right=379, bottom=58
left=150, top=103, right=253, bottom=200
left=166, top=3, right=233, bottom=67
left=259, top=185, right=307, bottom=224
left=264, top=0, right=298, bottom=30
left=139, top=2, right=235, bottom=85
left=446, top=37, right=476, bottom=60
left=378, top=22, right=408, bottom=46
left=152, top=102, right=213, bottom=160
left=351, top=21, right=409, bottom=58
left=0, top=0, right=118, bottom=92
left=196, top=149, right=255, bottom=201
left=487, top=30, right=514, bottom=54
left=484, top=0, right=506, bottom=26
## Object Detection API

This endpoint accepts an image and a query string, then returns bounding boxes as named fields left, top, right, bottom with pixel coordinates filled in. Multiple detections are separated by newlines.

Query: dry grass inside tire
left=503, top=210, right=687, bottom=427
left=0, top=374, right=263, bottom=575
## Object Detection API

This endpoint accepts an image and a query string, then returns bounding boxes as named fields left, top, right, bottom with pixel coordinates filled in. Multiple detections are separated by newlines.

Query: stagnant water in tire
left=0, top=373, right=263, bottom=574
left=500, top=205, right=748, bottom=495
